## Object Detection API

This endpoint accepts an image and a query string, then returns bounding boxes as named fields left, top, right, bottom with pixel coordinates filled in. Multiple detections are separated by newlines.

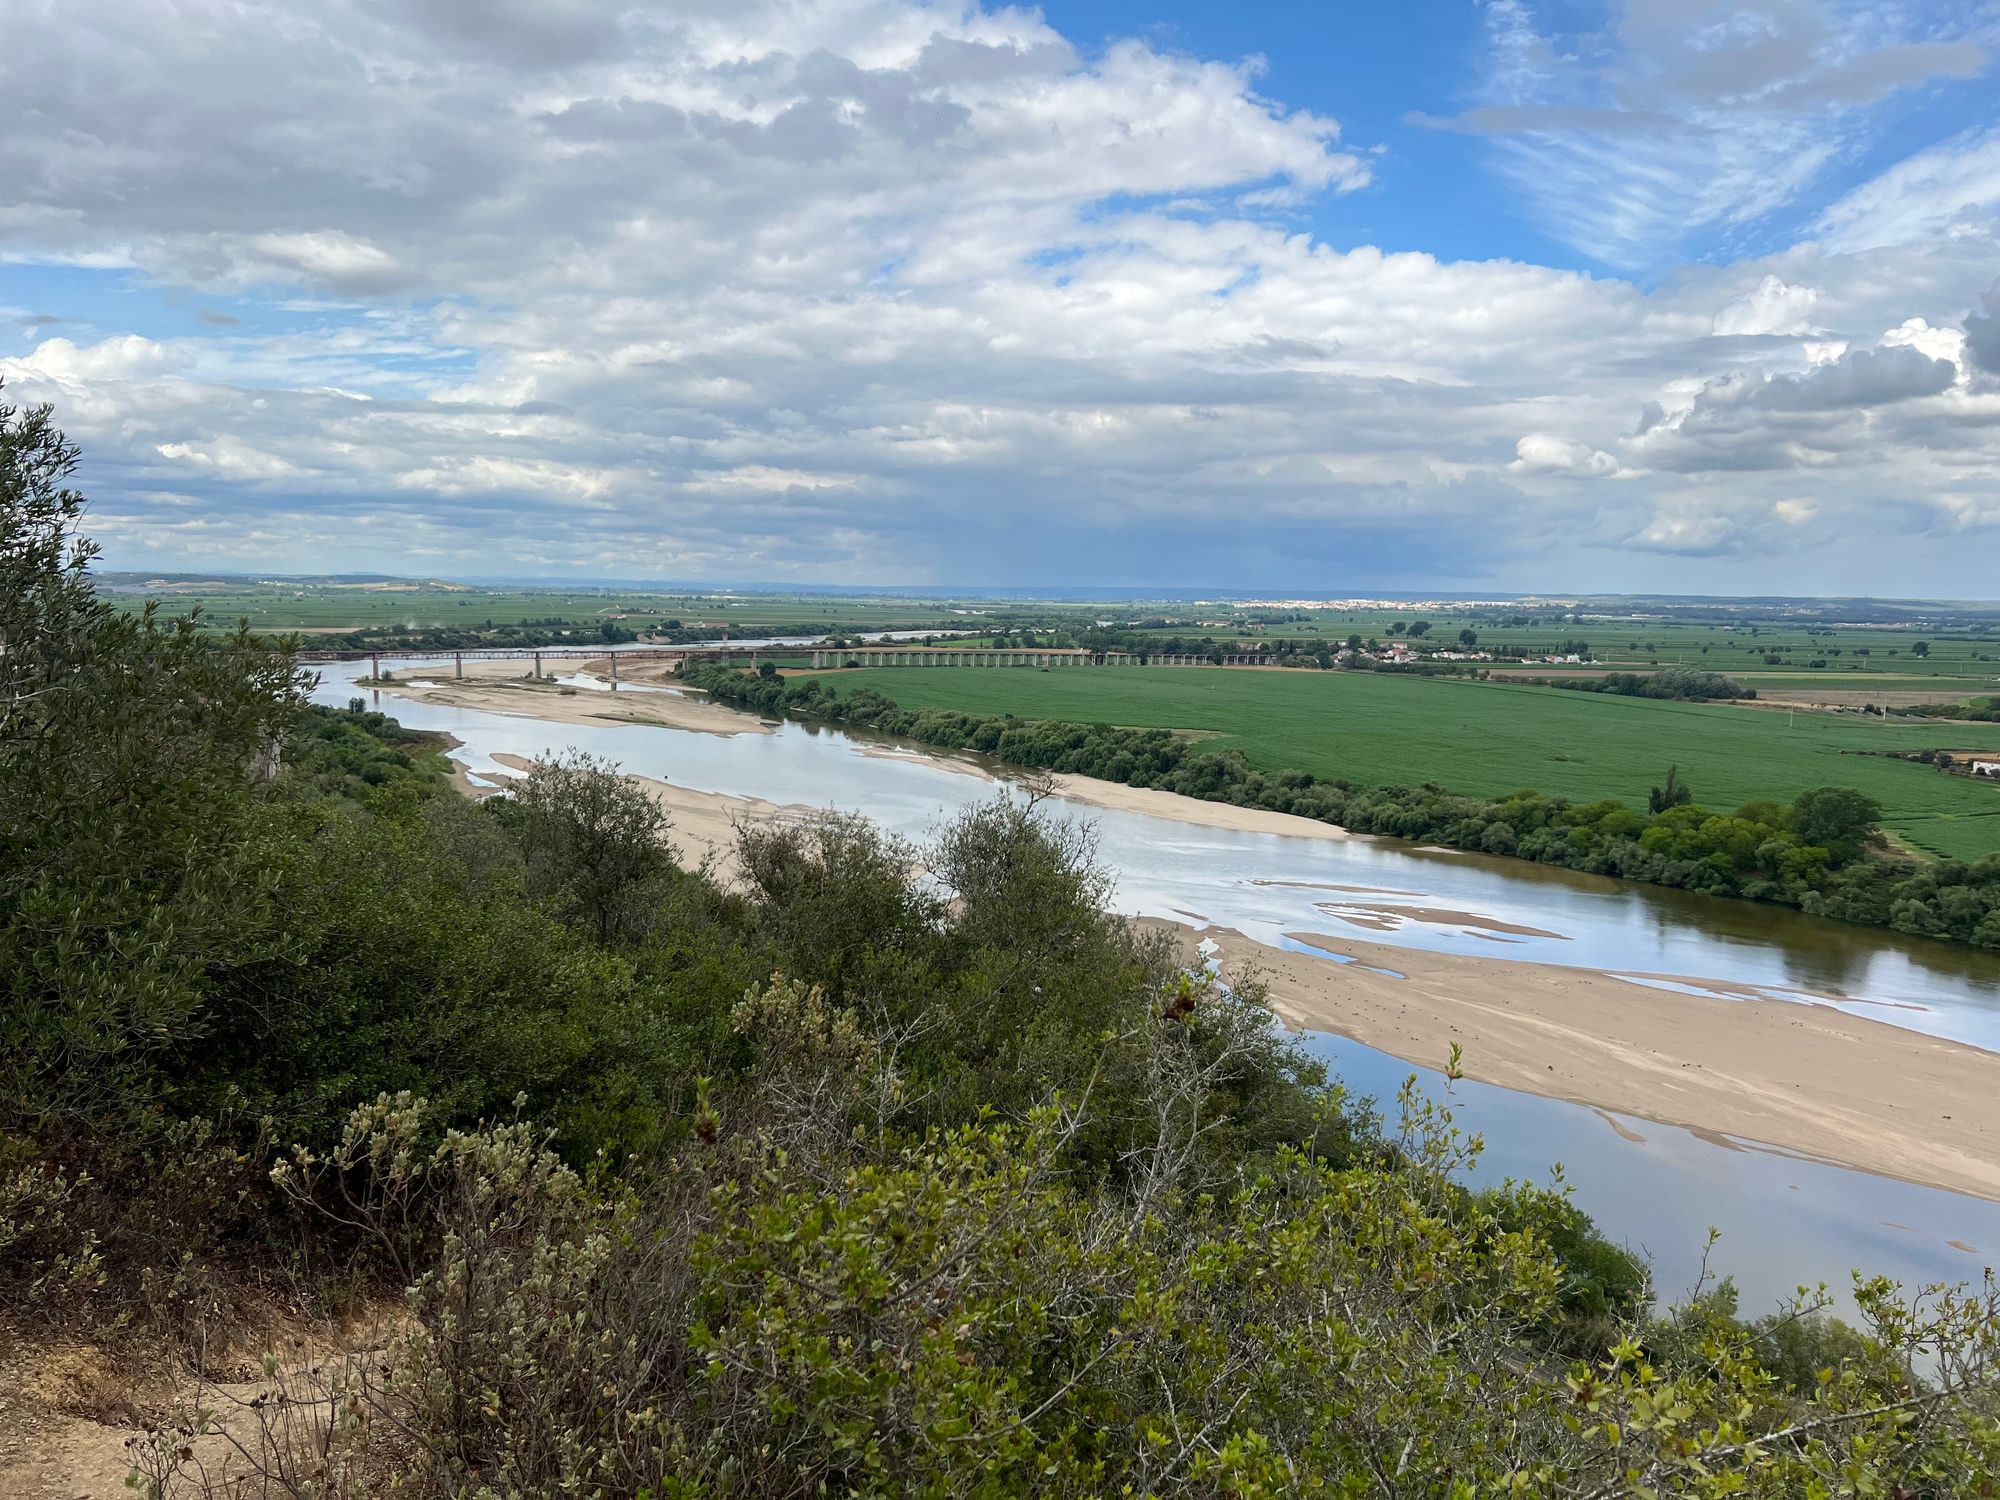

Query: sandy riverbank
left=1143, top=918, right=2000, bottom=1204
left=1043, top=771, right=1356, bottom=839
left=362, top=663, right=772, bottom=736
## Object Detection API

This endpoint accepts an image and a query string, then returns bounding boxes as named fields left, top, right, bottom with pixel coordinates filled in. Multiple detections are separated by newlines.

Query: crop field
left=801, top=665, right=2000, bottom=861
left=102, top=577, right=2000, bottom=687
left=97, top=579, right=1007, bottom=637
left=1114, top=614, right=2000, bottom=682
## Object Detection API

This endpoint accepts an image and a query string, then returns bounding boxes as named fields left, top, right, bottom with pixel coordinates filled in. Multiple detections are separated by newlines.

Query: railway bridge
left=296, top=643, right=1270, bottom=684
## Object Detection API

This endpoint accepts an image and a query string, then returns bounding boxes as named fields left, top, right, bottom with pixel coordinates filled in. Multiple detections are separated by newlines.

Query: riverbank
left=360, top=662, right=771, bottom=736
left=1143, top=918, right=2000, bottom=1204
left=439, top=695, right=2000, bottom=1202
left=375, top=671, right=1360, bottom=846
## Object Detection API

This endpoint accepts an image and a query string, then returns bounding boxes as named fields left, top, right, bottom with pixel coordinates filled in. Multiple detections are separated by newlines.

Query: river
left=316, top=656, right=2000, bottom=1316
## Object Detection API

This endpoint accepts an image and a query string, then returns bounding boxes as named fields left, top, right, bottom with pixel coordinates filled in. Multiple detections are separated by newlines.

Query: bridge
left=298, top=644, right=740, bottom=682
left=804, top=649, right=1263, bottom=668
left=297, top=643, right=1271, bottom=682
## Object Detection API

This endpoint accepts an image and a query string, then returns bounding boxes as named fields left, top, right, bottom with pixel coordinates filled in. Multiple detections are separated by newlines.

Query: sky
left=4, top=0, right=2000, bottom=595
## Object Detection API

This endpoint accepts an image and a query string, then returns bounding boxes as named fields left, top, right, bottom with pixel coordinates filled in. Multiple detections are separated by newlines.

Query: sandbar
left=1144, top=918, right=2000, bottom=1204
left=360, top=661, right=770, bottom=736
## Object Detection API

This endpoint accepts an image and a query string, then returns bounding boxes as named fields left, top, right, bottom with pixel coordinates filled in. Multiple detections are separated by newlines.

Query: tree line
left=1525, top=667, right=1754, bottom=701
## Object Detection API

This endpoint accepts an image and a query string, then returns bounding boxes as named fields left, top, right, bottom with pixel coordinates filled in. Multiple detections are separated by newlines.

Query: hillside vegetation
left=8, top=394, right=2000, bottom=1493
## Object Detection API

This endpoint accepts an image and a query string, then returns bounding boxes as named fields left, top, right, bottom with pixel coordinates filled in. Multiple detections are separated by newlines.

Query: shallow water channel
left=319, top=656, right=2000, bottom=1315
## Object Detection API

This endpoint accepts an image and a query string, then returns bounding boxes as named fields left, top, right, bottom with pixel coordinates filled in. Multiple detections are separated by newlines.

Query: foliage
left=506, top=749, right=679, bottom=942
left=1648, top=763, right=1694, bottom=814
left=1536, top=666, right=1753, bottom=701
left=285, top=700, right=454, bottom=802
left=1, top=387, right=308, bottom=1145
left=1899, top=697, right=2000, bottom=724
left=148, top=1073, right=2000, bottom=1498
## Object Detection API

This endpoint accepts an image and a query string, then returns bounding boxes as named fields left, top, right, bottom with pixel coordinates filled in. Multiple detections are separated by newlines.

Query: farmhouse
left=1972, top=759, right=2000, bottom=779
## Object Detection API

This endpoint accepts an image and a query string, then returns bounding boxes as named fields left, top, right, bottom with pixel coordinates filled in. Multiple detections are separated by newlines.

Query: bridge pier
left=454, top=651, right=463, bottom=680
left=609, top=652, right=619, bottom=688
left=533, top=651, right=542, bottom=679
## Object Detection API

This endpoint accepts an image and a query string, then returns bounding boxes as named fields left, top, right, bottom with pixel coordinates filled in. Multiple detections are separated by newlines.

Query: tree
left=1790, top=786, right=1883, bottom=861
left=509, top=751, right=674, bottom=942
left=737, top=811, right=937, bottom=991
left=1648, top=764, right=1693, bottom=814
left=1408, top=620, right=1432, bottom=637
left=1, top=387, right=304, bottom=1135
left=1912, top=639, right=1931, bottom=658
left=1458, top=627, right=1479, bottom=648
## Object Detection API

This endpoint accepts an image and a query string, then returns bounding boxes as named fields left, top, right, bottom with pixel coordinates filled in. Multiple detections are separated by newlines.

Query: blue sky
left=1041, top=0, right=2000, bottom=273
left=5, top=0, right=2000, bottom=594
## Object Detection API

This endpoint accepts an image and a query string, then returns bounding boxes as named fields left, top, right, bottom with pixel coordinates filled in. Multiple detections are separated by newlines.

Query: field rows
left=805, top=665, right=2000, bottom=861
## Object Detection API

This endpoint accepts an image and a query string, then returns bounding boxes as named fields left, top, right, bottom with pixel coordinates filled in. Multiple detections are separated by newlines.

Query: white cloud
left=1629, top=508, right=1744, bottom=555
left=1428, top=1, right=1994, bottom=268
left=1712, top=276, right=1820, bottom=337
left=248, top=232, right=407, bottom=293
left=1511, top=433, right=1621, bottom=476
left=1814, top=126, right=2000, bottom=252
left=1, top=0, right=1998, bottom=588
left=18, top=334, right=171, bottom=382
left=685, top=465, right=864, bottom=493
left=156, top=438, right=303, bottom=481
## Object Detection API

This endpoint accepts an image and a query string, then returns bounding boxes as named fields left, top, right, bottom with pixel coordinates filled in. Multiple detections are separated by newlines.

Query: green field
left=101, top=577, right=2000, bottom=690
left=97, top=579, right=1004, bottom=636
left=1116, top=613, right=2000, bottom=683
left=801, top=666, right=2000, bottom=860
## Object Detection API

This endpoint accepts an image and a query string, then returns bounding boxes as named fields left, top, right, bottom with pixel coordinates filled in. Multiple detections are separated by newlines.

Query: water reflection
left=1304, top=1031, right=1998, bottom=1318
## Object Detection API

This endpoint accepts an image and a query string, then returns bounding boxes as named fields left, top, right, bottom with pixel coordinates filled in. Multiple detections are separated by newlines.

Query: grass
left=99, top=583, right=997, bottom=637
left=801, top=665, right=2000, bottom=861
left=1113, top=610, right=2000, bottom=682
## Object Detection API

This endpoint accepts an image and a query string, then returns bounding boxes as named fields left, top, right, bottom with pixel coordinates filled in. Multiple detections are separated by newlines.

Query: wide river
left=318, top=652, right=2000, bottom=1316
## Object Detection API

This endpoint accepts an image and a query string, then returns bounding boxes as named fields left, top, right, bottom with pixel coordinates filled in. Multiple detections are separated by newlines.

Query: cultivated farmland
left=800, top=665, right=2000, bottom=860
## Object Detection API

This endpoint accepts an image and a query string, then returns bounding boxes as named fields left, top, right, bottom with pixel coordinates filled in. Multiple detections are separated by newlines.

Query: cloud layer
left=2, top=0, right=1999, bottom=591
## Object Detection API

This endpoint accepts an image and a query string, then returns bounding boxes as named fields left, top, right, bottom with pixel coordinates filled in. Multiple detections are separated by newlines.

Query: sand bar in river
left=1144, top=919, right=2000, bottom=1204
left=361, top=661, right=771, bottom=736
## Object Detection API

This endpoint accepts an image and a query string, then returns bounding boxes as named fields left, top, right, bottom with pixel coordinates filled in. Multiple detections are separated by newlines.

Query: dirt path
left=0, top=1309, right=399, bottom=1499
